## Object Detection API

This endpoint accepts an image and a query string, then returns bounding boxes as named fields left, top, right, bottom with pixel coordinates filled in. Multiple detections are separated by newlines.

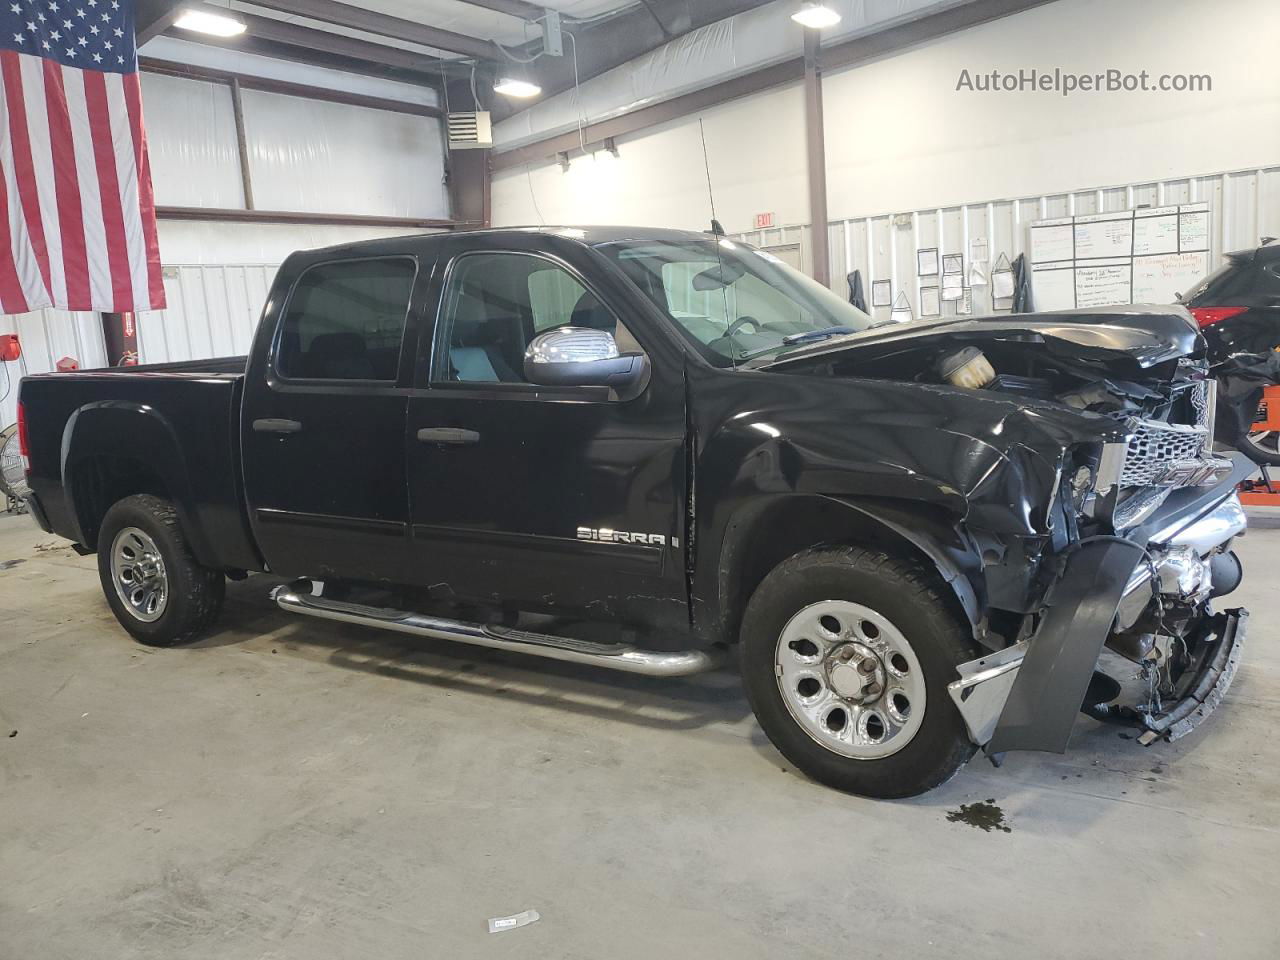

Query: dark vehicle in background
left=15, top=227, right=1251, bottom=798
left=1182, top=239, right=1280, bottom=464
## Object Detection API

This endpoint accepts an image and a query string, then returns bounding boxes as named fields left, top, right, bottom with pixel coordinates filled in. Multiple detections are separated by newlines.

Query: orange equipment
left=1239, top=385, right=1280, bottom=505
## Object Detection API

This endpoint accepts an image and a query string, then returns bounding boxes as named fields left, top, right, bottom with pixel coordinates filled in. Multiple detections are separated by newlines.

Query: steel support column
left=100, top=313, right=140, bottom=367
left=449, top=150, right=492, bottom=228
left=229, top=78, right=255, bottom=211
left=803, top=31, right=830, bottom=286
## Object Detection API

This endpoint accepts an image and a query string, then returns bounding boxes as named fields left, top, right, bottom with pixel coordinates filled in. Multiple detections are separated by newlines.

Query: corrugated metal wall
left=0, top=311, right=106, bottom=428
left=0, top=265, right=274, bottom=429
left=736, top=164, right=1280, bottom=322
left=138, top=264, right=279, bottom=364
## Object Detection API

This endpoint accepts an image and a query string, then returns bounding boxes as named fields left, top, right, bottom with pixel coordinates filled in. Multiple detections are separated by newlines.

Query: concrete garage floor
left=2, top=511, right=1279, bottom=959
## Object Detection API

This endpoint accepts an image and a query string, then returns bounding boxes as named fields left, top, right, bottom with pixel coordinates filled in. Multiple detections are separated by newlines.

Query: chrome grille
left=1191, top=380, right=1211, bottom=428
left=1120, top=420, right=1209, bottom=487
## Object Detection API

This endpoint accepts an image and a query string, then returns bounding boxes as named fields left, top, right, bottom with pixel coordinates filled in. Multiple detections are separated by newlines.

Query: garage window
left=276, top=258, right=416, bottom=381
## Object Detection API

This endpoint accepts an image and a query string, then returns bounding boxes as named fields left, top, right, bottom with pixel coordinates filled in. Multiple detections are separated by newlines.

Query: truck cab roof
left=298, top=225, right=720, bottom=261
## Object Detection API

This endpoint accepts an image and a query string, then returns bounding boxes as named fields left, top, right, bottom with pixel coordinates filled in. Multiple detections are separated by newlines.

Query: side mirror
left=524, top=327, right=649, bottom=398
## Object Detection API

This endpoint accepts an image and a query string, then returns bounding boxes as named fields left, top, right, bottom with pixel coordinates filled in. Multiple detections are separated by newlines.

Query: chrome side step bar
left=270, top=583, right=724, bottom=678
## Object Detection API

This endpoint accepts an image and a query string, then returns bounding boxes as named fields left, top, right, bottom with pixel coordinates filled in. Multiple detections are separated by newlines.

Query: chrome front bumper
left=1114, top=492, right=1247, bottom=629
left=948, top=492, right=1247, bottom=748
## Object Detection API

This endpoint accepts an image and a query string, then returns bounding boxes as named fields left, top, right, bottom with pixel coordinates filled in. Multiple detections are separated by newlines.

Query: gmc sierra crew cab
left=17, top=227, right=1251, bottom=798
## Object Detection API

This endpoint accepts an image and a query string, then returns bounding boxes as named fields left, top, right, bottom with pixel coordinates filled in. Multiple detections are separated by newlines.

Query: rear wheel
left=740, top=546, right=978, bottom=798
left=97, top=494, right=225, bottom=646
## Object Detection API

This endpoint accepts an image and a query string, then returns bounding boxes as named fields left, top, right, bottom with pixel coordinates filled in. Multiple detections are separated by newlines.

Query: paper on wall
left=890, top=290, right=913, bottom=323
left=991, top=268, right=1015, bottom=300
left=920, top=285, right=941, bottom=317
left=871, top=279, right=892, bottom=307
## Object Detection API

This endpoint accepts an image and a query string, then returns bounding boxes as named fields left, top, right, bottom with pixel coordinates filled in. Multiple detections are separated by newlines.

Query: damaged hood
left=753, top=305, right=1202, bottom=372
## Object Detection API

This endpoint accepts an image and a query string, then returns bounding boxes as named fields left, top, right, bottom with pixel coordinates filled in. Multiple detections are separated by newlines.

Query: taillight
left=16, top=400, right=30, bottom=475
left=1189, top=306, right=1248, bottom=328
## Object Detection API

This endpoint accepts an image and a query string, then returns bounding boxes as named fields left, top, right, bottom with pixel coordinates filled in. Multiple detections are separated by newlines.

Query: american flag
left=0, top=0, right=163, bottom=313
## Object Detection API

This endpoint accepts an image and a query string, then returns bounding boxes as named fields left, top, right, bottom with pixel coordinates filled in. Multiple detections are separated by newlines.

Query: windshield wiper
left=736, top=325, right=864, bottom=363
left=780, top=325, right=859, bottom=345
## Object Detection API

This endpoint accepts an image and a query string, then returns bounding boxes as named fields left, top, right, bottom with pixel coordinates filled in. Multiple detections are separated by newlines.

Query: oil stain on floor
left=946, top=799, right=1012, bottom=833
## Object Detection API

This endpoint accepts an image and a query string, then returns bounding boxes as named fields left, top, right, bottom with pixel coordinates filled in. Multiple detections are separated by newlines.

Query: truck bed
left=90, top=355, right=249, bottom=375
left=19, top=358, right=260, bottom=573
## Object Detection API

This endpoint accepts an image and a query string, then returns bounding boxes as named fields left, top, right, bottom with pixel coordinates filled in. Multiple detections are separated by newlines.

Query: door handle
left=417, top=427, right=480, bottom=446
left=253, top=418, right=303, bottom=434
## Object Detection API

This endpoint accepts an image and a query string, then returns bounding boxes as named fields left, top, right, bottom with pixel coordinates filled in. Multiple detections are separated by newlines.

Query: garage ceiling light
left=791, top=3, right=842, bottom=29
left=174, top=9, right=248, bottom=38
left=494, top=77, right=542, bottom=99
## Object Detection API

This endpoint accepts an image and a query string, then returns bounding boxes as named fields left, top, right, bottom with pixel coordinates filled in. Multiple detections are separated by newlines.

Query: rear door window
left=276, top=258, right=416, bottom=381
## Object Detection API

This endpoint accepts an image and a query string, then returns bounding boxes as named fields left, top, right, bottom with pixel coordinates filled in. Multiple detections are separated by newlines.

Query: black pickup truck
left=17, top=227, right=1251, bottom=798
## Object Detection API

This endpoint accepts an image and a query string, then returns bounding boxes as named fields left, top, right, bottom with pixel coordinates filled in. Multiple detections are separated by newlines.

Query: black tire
left=1235, top=431, right=1280, bottom=467
left=97, top=494, right=225, bottom=646
left=740, top=546, right=979, bottom=799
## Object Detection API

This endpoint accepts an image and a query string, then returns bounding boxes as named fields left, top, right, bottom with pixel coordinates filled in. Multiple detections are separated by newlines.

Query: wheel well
left=717, top=496, right=971, bottom=645
left=71, top=456, right=170, bottom=550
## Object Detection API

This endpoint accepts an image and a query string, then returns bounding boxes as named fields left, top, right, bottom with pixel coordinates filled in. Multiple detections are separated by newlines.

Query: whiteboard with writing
left=1074, top=214, right=1133, bottom=259
left=1133, top=208, right=1179, bottom=255
left=1029, top=219, right=1074, bottom=263
left=1027, top=203, right=1211, bottom=308
left=1133, top=252, right=1211, bottom=304
left=1179, top=210, right=1210, bottom=252
left=1076, top=261, right=1132, bottom=308
left=1031, top=264, right=1075, bottom=311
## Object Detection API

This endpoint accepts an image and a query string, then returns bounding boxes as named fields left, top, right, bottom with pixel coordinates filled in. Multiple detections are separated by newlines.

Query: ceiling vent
left=448, top=111, right=492, bottom=150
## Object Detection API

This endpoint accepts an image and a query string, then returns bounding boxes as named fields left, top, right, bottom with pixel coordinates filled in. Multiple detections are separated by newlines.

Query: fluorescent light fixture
left=174, top=9, right=248, bottom=37
left=791, top=3, right=842, bottom=28
left=493, top=78, right=542, bottom=98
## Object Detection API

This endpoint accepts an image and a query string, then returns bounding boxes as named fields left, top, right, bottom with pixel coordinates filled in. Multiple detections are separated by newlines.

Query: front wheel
left=97, top=494, right=225, bottom=646
left=740, top=546, right=979, bottom=798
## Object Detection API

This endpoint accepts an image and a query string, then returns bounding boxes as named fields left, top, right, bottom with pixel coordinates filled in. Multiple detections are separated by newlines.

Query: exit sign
left=753, top=212, right=774, bottom=229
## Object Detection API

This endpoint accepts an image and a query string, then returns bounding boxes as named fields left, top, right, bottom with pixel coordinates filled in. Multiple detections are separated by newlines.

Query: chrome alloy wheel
left=110, top=526, right=169, bottom=623
left=774, top=600, right=926, bottom=759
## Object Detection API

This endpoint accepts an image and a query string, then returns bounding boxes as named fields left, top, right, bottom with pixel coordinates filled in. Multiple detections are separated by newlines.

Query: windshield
left=595, top=238, right=874, bottom=367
